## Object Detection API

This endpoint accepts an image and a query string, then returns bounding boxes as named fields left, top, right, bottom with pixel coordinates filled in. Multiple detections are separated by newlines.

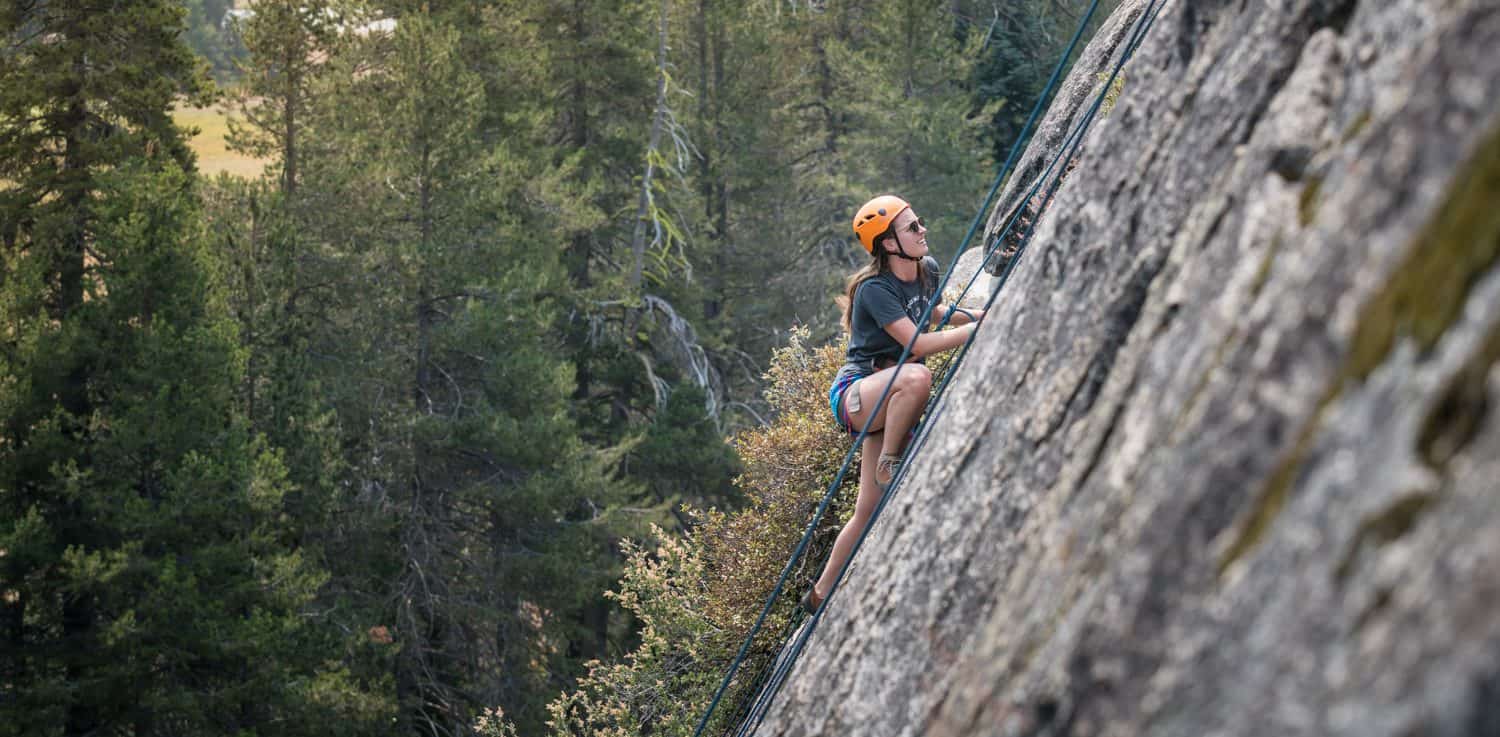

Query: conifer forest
left=0, top=1, right=1113, bottom=734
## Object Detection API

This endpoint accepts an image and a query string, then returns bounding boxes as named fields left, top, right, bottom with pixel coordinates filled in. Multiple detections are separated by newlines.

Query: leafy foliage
left=0, top=0, right=382, bottom=732
left=630, top=384, right=742, bottom=524
left=966, top=0, right=1121, bottom=161
left=694, top=332, right=856, bottom=637
left=542, top=530, right=722, bottom=737
left=527, top=328, right=857, bottom=737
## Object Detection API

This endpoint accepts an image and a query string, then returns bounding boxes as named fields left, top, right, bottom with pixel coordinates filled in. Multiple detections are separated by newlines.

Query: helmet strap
left=883, top=232, right=923, bottom=262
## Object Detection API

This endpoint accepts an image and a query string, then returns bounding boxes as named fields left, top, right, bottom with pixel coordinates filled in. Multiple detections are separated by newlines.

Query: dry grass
left=174, top=103, right=268, bottom=180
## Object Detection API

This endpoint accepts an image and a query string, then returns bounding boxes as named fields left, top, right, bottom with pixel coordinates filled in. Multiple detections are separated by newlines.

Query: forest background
left=0, top=0, right=1112, bottom=734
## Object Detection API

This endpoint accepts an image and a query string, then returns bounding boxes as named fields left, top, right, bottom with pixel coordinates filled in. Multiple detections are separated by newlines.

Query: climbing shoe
left=875, top=453, right=903, bottom=491
left=799, top=584, right=824, bottom=615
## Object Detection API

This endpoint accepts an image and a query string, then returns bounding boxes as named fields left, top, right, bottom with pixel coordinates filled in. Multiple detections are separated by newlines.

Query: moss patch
left=1297, top=175, right=1324, bottom=227
left=1347, top=124, right=1500, bottom=378
left=1097, top=71, right=1127, bottom=117
left=1216, top=403, right=1329, bottom=577
left=1341, top=109, right=1373, bottom=145
left=1218, top=120, right=1500, bottom=578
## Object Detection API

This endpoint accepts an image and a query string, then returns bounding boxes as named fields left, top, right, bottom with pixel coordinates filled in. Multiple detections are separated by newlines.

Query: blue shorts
left=828, top=371, right=863, bottom=435
left=828, top=366, right=924, bottom=443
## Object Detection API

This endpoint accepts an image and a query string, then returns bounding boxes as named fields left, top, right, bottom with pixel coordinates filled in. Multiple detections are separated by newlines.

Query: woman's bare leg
left=879, top=363, right=931, bottom=459
left=842, top=363, right=932, bottom=444
left=813, top=431, right=885, bottom=600
left=810, top=363, right=934, bottom=602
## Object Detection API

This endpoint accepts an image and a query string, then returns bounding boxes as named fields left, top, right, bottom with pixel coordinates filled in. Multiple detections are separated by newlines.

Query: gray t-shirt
left=842, top=261, right=942, bottom=377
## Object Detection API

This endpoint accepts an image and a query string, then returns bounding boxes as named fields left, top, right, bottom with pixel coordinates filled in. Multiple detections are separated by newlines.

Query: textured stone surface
left=755, top=1, right=1500, bottom=736
left=944, top=246, right=993, bottom=310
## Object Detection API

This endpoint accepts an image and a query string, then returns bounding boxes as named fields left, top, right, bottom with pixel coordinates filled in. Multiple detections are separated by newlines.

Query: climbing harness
left=693, top=3, right=1171, bottom=735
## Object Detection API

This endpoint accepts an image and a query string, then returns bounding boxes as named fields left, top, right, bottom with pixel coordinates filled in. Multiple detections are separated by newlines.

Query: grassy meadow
left=175, top=103, right=266, bottom=179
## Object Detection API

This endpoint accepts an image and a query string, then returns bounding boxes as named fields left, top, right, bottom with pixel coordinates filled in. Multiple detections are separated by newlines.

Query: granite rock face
left=756, top=1, right=1500, bottom=736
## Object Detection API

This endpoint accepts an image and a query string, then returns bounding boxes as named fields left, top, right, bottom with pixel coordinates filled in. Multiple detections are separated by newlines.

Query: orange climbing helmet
left=851, top=195, right=911, bottom=254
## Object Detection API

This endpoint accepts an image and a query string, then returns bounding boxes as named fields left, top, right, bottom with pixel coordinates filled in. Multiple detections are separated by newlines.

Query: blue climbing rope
left=726, top=4, right=1171, bottom=733
left=690, top=2, right=1169, bottom=735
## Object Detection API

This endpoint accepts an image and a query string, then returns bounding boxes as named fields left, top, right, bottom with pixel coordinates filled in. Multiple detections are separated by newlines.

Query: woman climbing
left=802, top=195, right=984, bottom=614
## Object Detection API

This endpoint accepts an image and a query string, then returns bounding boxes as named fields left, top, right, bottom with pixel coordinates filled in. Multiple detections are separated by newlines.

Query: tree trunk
left=903, top=0, right=917, bottom=190
left=415, top=146, right=433, bottom=412
left=401, top=44, right=452, bottom=732
left=712, top=11, right=727, bottom=303
left=244, top=193, right=262, bottom=425
left=565, top=0, right=594, bottom=401
left=815, top=25, right=836, bottom=157
left=59, top=57, right=97, bottom=737
left=697, top=0, right=728, bottom=321
left=629, top=0, right=671, bottom=291
left=282, top=44, right=299, bottom=197
left=2, top=591, right=21, bottom=691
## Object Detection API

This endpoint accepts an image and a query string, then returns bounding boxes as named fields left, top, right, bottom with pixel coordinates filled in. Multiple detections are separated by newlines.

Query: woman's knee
left=897, top=364, right=932, bottom=394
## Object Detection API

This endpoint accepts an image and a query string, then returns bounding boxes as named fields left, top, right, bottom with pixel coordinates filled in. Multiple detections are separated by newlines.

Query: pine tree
left=0, top=2, right=381, bottom=733
left=216, top=0, right=398, bottom=720
left=524, top=0, right=656, bottom=427
left=679, top=1, right=989, bottom=357
left=515, top=0, right=742, bottom=532
left=226, top=0, right=342, bottom=197
left=204, top=177, right=346, bottom=564
left=965, top=0, right=1119, bottom=162
left=0, top=1, right=203, bottom=731
left=294, top=10, right=641, bottom=733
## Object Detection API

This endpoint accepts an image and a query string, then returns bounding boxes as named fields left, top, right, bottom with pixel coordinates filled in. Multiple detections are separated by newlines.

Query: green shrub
left=693, top=329, right=857, bottom=642
left=483, top=326, right=958, bottom=736
left=542, top=529, right=723, bottom=737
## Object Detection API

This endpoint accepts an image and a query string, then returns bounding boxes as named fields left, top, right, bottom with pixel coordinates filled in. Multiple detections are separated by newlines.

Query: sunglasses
left=902, top=217, right=927, bottom=234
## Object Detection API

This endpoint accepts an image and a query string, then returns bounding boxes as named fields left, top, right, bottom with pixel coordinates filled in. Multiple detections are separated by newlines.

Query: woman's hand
left=937, top=306, right=984, bottom=326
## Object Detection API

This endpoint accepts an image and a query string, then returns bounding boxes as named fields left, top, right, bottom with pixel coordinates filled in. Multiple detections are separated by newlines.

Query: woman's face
left=884, top=209, right=929, bottom=258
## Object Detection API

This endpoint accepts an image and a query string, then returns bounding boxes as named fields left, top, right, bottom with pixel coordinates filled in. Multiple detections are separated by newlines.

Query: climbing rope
left=691, top=3, right=1169, bottom=735
left=725, top=5, right=1171, bottom=734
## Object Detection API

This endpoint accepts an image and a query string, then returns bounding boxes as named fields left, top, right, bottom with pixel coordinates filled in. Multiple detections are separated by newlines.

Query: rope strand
left=690, top=3, right=1169, bottom=734
left=729, top=6, right=1171, bottom=733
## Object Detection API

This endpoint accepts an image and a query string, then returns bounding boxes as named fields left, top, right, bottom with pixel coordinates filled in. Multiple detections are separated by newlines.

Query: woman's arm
left=933, top=305, right=985, bottom=326
left=883, top=317, right=977, bottom=358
